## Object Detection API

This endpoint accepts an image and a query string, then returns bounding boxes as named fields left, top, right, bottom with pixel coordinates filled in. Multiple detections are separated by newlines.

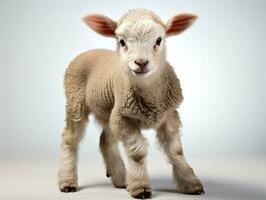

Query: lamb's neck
left=128, top=74, right=165, bottom=98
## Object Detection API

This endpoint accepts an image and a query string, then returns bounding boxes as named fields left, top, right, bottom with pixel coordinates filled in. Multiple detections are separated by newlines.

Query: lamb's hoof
left=59, top=182, right=78, bottom=193
left=130, top=186, right=152, bottom=199
left=178, top=178, right=204, bottom=195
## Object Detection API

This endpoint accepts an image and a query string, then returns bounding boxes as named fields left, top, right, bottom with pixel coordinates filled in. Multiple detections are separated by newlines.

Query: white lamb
left=58, top=9, right=204, bottom=199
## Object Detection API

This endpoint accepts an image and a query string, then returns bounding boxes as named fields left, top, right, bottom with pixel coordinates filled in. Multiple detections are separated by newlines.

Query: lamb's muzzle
left=58, top=9, right=204, bottom=199
left=133, top=58, right=149, bottom=74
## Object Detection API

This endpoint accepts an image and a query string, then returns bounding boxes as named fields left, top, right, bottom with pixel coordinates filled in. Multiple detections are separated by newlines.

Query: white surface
left=1, top=158, right=266, bottom=200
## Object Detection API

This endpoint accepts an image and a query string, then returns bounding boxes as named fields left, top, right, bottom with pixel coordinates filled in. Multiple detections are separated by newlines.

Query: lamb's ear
left=83, top=14, right=117, bottom=37
left=165, top=13, right=197, bottom=37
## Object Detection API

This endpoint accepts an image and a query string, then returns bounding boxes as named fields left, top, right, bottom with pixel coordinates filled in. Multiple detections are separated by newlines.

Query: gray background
left=1, top=0, right=266, bottom=162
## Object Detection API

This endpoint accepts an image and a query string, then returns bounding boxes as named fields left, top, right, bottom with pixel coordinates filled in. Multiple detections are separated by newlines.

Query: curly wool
left=118, top=9, right=166, bottom=29
left=119, top=65, right=183, bottom=128
left=64, top=49, right=183, bottom=129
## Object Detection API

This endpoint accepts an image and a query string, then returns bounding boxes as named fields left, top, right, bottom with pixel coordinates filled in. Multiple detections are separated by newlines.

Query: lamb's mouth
left=132, top=69, right=150, bottom=75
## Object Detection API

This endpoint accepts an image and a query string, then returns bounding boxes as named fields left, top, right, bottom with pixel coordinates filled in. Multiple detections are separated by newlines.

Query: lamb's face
left=83, top=9, right=197, bottom=80
left=115, top=20, right=166, bottom=78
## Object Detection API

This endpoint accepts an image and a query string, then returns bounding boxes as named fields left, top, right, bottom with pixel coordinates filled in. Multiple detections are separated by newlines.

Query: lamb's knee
left=124, top=134, right=148, bottom=164
left=129, top=145, right=147, bottom=164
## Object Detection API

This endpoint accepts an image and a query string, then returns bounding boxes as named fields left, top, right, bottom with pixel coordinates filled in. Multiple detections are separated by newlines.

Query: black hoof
left=60, top=186, right=77, bottom=193
left=133, top=189, right=152, bottom=199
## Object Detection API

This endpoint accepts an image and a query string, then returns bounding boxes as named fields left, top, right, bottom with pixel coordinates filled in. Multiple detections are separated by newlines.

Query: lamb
left=58, top=9, right=204, bottom=199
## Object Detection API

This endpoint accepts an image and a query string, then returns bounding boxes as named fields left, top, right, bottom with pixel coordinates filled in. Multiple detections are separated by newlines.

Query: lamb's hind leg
left=99, top=125, right=126, bottom=188
left=58, top=114, right=88, bottom=192
left=156, top=111, right=204, bottom=194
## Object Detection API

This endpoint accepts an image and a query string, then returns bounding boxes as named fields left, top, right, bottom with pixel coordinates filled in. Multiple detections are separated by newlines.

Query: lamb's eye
left=156, top=37, right=162, bottom=46
left=119, top=39, right=126, bottom=47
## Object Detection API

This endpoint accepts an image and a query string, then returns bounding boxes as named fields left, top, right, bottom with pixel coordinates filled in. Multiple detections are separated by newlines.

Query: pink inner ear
left=166, top=14, right=197, bottom=35
left=83, top=15, right=116, bottom=36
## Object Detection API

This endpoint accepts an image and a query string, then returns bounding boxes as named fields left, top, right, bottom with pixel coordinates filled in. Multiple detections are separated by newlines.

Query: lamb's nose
left=134, top=58, right=149, bottom=69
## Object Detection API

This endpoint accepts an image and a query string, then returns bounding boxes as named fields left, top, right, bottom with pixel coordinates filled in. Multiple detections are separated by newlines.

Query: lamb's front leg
left=157, top=111, right=204, bottom=194
left=110, top=115, right=151, bottom=199
left=123, top=133, right=152, bottom=199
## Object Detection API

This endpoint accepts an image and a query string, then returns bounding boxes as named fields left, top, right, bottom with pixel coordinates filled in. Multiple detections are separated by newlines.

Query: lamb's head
left=83, top=9, right=197, bottom=79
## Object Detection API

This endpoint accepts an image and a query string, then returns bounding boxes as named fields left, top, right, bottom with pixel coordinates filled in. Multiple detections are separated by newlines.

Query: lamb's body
left=58, top=9, right=204, bottom=199
left=64, top=49, right=118, bottom=122
left=65, top=49, right=183, bottom=129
